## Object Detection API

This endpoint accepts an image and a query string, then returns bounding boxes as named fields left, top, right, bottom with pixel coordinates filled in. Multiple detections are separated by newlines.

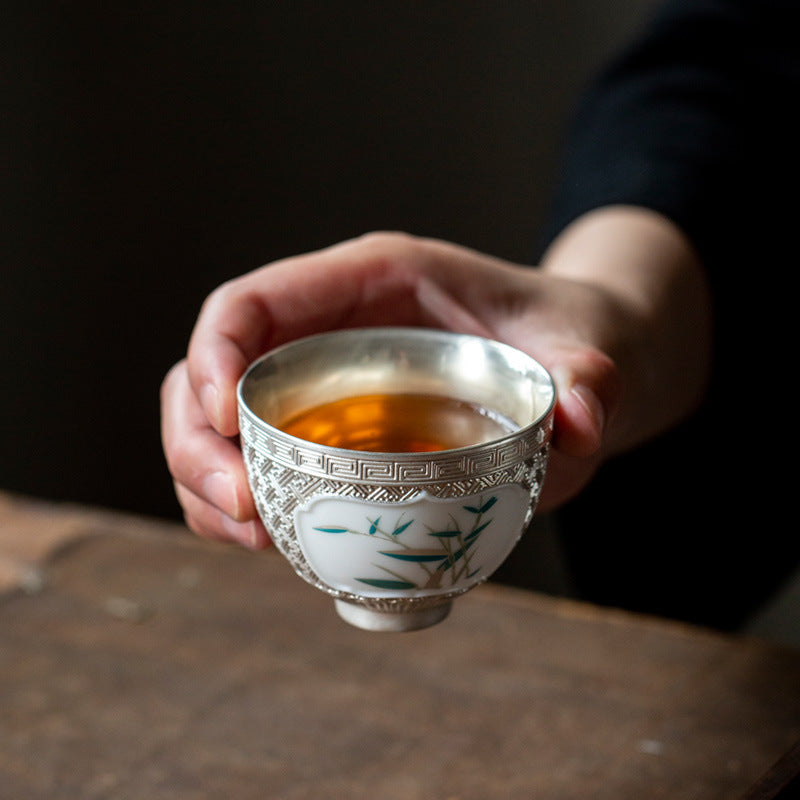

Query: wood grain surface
left=1, top=492, right=798, bottom=799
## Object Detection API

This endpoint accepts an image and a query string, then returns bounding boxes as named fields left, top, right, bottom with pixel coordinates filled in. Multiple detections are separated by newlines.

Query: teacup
left=237, top=327, right=555, bottom=631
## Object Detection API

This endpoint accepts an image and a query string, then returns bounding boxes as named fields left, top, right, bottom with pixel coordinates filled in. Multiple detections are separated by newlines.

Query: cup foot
left=334, top=599, right=452, bottom=632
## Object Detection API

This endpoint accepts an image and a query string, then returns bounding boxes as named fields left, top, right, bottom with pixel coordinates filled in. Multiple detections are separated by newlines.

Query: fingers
left=165, top=231, right=626, bottom=543
left=169, top=232, right=448, bottom=547
left=536, top=448, right=603, bottom=513
left=185, top=233, right=430, bottom=438
left=186, top=289, right=274, bottom=438
left=530, top=349, right=620, bottom=512
left=174, top=482, right=269, bottom=550
left=161, top=360, right=269, bottom=548
left=547, top=346, right=621, bottom=460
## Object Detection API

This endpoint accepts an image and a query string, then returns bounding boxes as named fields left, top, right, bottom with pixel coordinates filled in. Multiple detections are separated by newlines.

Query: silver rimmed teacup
left=237, top=327, right=555, bottom=632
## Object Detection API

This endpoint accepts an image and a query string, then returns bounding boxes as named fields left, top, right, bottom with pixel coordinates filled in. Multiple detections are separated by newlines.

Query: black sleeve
left=522, top=0, right=800, bottom=632
left=543, top=0, right=800, bottom=276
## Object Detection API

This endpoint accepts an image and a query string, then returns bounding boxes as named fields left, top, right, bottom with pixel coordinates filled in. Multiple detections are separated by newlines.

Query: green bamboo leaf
left=464, top=497, right=498, bottom=514
left=313, top=526, right=349, bottom=534
left=356, top=578, right=417, bottom=590
left=428, top=529, right=462, bottom=538
left=368, top=517, right=381, bottom=535
left=466, top=520, right=492, bottom=540
left=391, top=519, right=413, bottom=536
left=379, top=549, right=447, bottom=563
left=440, top=537, right=479, bottom=569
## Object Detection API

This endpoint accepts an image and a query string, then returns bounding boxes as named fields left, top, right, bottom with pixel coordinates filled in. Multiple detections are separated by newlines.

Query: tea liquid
left=278, top=393, right=516, bottom=453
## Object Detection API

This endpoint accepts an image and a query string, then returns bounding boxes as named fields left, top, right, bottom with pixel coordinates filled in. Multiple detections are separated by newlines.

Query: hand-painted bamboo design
left=313, top=495, right=498, bottom=591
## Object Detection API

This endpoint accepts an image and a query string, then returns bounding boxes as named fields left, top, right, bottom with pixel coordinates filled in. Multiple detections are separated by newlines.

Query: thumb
left=548, top=349, right=620, bottom=459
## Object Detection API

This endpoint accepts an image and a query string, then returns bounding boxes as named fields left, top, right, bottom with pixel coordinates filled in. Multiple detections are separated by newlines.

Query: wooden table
left=1, top=491, right=798, bottom=799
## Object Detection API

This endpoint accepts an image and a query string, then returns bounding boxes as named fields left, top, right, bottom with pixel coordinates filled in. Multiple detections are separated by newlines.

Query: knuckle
left=196, top=275, right=246, bottom=324
left=357, top=230, right=419, bottom=256
left=159, top=360, right=185, bottom=407
left=164, top=437, right=193, bottom=481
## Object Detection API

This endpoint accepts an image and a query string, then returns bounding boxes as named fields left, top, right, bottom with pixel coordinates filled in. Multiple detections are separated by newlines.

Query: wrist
left=539, top=205, right=713, bottom=454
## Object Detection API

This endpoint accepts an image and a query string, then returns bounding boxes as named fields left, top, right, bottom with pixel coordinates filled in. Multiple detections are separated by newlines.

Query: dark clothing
left=539, top=0, right=800, bottom=630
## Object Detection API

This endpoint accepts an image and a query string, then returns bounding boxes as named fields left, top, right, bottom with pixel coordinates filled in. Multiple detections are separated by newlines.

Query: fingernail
left=551, top=367, right=606, bottom=434
left=550, top=365, right=572, bottom=393
left=203, top=471, right=239, bottom=518
left=199, top=382, right=221, bottom=428
left=571, top=383, right=606, bottom=436
left=222, top=517, right=263, bottom=550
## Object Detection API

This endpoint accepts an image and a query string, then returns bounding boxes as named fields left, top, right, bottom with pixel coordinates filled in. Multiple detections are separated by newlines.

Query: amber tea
left=277, top=393, right=517, bottom=453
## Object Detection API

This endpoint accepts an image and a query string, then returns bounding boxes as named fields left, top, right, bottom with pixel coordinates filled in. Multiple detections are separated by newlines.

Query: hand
left=161, top=218, right=710, bottom=547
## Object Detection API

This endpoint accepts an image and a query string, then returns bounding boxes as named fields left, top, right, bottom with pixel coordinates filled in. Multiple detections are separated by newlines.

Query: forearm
left=539, top=205, right=713, bottom=456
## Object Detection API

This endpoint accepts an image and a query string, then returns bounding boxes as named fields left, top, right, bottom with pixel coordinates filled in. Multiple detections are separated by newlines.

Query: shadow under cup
left=237, top=327, right=556, bottom=632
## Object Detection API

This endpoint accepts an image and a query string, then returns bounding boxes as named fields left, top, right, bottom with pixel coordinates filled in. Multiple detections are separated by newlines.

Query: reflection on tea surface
left=277, top=393, right=517, bottom=453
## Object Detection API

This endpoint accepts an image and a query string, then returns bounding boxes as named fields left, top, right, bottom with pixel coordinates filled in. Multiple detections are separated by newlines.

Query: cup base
left=334, top=599, right=452, bottom=632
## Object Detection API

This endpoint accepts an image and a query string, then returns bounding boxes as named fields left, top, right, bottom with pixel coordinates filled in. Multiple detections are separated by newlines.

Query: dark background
left=8, top=2, right=797, bottom=634
left=2, top=1, right=653, bottom=519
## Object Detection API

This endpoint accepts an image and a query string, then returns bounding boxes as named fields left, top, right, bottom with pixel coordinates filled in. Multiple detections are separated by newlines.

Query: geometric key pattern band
left=239, top=408, right=552, bottom=486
